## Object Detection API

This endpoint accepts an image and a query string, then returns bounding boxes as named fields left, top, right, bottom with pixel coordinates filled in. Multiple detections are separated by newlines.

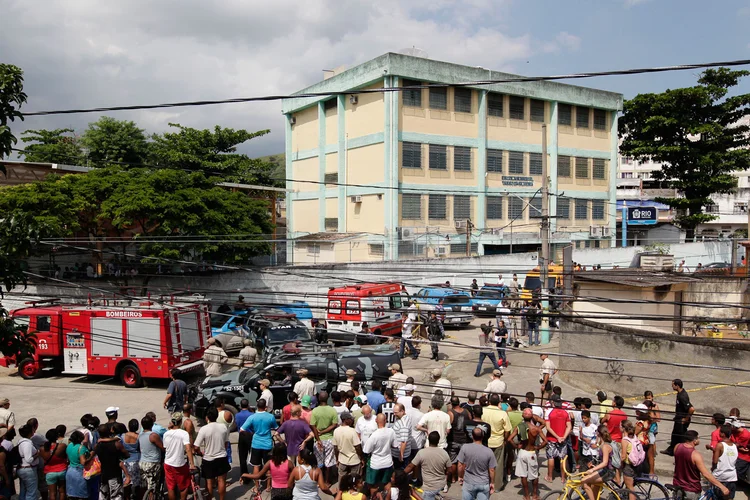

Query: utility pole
left=465, top=219, right=472, bottom=256
left=540, top=124, right=551, bottom=345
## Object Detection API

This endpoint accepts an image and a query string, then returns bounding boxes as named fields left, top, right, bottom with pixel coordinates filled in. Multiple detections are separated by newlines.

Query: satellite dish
left=399, top=47, right=429, bottom=59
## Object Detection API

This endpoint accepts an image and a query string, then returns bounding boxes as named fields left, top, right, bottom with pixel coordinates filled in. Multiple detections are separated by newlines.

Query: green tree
left=0, top=63, right=27, bottom=162
left=619, top=68, right=750, bottom=239
left=81, top=116, right=148, bottom=165
left=19, top=128, right=86, bottom=164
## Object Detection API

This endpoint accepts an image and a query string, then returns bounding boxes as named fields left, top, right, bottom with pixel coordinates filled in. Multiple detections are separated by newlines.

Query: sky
left=3, top=0, right=750, bottom=158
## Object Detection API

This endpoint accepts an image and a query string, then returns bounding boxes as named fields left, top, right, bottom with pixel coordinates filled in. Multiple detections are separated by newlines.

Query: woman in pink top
left=243, top=443, right=293, bottom=500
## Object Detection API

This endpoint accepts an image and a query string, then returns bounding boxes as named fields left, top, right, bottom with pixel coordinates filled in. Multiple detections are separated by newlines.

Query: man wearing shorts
left=240, top=398, right=278, bottom=490
left=194, top=407, right=230, bottom=500
left=138, top=416, right=165, bottom=494
left=545, top=395, right=572, bottom=483
left=509, top=409, right=548, bottom=500
left=362, top=414, right=396, bottom=498
left=163, top=413, right=196, bottom=500
left=310, top=391, right=339, bottom=484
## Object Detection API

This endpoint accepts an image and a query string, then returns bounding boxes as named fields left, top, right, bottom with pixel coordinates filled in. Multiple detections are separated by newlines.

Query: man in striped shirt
left=391, top=403, right=413, bottom=469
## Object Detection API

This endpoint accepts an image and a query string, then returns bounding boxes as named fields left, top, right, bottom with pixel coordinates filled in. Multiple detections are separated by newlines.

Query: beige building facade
left=282, top=53, right=623, bottom=263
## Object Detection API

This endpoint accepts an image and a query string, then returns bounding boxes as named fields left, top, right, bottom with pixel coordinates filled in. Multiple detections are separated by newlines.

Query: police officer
left=426, top=311, right=445, bottom=361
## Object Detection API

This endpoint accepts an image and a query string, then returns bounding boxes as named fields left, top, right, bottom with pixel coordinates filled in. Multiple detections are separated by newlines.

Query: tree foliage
left=20, top=128, right=86, bottom=164
left=81, top=116, right=149, bottom=165
left=0, top=63, right=27, bottom=163
left=619, top=68, right=750, bottom=237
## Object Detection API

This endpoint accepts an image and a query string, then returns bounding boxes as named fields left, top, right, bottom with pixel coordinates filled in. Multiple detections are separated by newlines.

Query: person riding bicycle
left=580, top=425, right=616, bottom=500
left=672, top=430, right=729, bottom=500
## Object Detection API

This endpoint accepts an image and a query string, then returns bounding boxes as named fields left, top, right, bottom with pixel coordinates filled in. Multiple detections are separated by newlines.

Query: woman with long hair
left=580, top=425, right=615, bottom=500
left=65, top=431, right=91, bottom=500
left=244, top=443, right=293, bottom=500
left=287, top=449, right=334, bottom=500
left=39, top=428, right=68, bottom=500
left=385, top=470, right=421, bottom=500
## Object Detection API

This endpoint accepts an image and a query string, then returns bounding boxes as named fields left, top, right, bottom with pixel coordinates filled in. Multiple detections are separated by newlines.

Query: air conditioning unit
left=398, top=227, right=416, bottom=240
left=435, top=247, right=447, bottom=257
left=349, top=95, right=358, bottom=105
left=589, top=226, right=603, bottom=237
left=601, top=226, right=612, bottom=237
left=455, top=220, right=467, bottom=229
left=491, top=228, right=504, bottom=237
left=289, top=116, right=296, bottom=125
left=350, top=195, right=362, bottom=203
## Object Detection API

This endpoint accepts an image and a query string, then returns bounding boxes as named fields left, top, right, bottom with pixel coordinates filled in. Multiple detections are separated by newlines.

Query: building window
left=487, top=149, right=503, bottom=173
left=369, top=243, right=384, bottom=256
left=324, top=172, right=338, bottom=185
left=488, top=92, right=504, bottom=117
left=508, top=197, right=524, bottom=219
left=450, top=242, right=478, bottom=254
left=575, top=157, right=589, bottom=179
left=559, top=103, right=572, bottom=126
left=558, top=155, right=571, bottom=177
left=402, top=194, right=422, bottom=220
left=428, top=194, right=447, bottom=219
left=529, top=196, right=543, bottom=219
left=734, top=202, right=748, bottom=214
left=307, top=243, right=320, bottom=255
left=325, top=217, right=338, bottom=231
left=593, top=159, right=606, bottom=179
left=530, top=99, right=545, bottom=122
left=402, top=79, right=422, bottom=107
left=487, top=196, right=503, bottom=219
left=429, top=87, right=448, bottom=110
left=453, top=195, right=471, bottom=220
left=429, top=145, right=447, bottom=170
left=622, top=156, right=633, bottom=165
left=454, top=88, right=472, bottom=113
left=509, top=96, right=525, bottom=120
left=594, top=109, right=607, bottom=130
left=508, top=151, right=524, bottom=174
left=592, top=200, right=606, bottom=220
left=454, top=146, right=471, bottom=171
left=402, top=142, right=422, bottom=169
left=557, top=198, right=570, bottom=219
left=621, top=172, right=633, bottom=179
left=576, top=106, right=590, bottom=128
left=575, top=199, right=589, bottom=220
left=324, top=98, right=337, bottom=112
left=705, top=203, right=719, bottom=214
left=529, top=153, right=543, bottom=176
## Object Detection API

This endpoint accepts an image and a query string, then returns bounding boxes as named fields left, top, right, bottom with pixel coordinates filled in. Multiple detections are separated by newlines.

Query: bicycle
left=142, top=466, right=168, bottom=500
left=189, top=468, right=204, bottom=500
left=665, top=484, right=723, bottom=500
left=542, top=458, right=649, bottom=500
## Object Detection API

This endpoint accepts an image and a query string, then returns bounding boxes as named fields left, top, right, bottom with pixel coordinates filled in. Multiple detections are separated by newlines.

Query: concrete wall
left=571, top=240, right=733, bottom=269
left=682, top=276, right=750, bottom=321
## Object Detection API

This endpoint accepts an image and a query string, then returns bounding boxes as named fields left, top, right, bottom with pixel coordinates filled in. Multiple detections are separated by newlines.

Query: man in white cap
left=293, top=368, right=315, bottom=399
left=484, top=369, right=507, bottom=396
left=258, top=379, right=274, bottom=413
left=238, top=340, right=257, bottom=367
left=337, top=369, right=357, bottom=393
left=387, top=364, right=408, bottom=393
left=203, top=337, right=227, bottom=377
left=0, top=398, right=14, bottom=439
left=105, top=406, right=120, bottom=425
left=397, top=384, right=416, bottom=410
left=431, top=368, right=452, bottom=408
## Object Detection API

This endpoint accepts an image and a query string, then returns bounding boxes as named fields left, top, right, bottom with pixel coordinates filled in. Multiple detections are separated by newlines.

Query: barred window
left=369, top=243, right=384, bottom=256
left=454, top=146, right=471, bottom=171
left=402, top=79, right=422, bottom=107
left=488, top=92, right=504, bottom=117
left=559, top=104, right=572, bottom=126
left=576, top=106, right=590, bottom=128
left=402, top=194, right=422, bottom=220
left=575, top=157, right=589, bottom=179
left=509, top=96, right=525, bottom=120
left=558, top=155, right=571, bottom=177
left=429, top=87, right=448, bottom=110
left=399, top=241, right=425, bottom=256
left=529, top=196, right=543, bottom=219
left=324, top=172, right=338, bottom=185
left=508, top=197, right=524, bottom=219
left=487, top=196, right=503, bottom=219
left=454, top=88, right=472, bottom=113
left=529, top=153, right=543, bottom=176
left=575, top=199, right=589, bottom=220
left=594, top=109, right=607, bottom=130
left=557, top=198, right=570, bottom=219
left=429, top=145, right=447, bottom=170
left=593, top=159, right=606, bottom=179
left=428, top=195, right=447, bottom=219
left=453, top=195, right=471, bottom=220
left=402, top=142, right=422, bottom=169
left=450, top=242, right=478, bottom=254
left=530, top=99, right=545, bottom=122
left=487, top=149, right=503, bottom=173
left=592, top=200, right=606, bottom=220
left=325, top=217, right=338, bottom=231
left=508, top=151, right=524, bottom=174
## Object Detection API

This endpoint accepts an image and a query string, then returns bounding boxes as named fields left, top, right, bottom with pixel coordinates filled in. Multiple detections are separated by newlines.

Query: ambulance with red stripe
left=325, top=283, right=408, bottom=343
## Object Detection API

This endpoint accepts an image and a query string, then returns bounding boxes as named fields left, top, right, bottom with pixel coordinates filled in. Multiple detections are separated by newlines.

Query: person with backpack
left=620, top=421, right=645, bottom=500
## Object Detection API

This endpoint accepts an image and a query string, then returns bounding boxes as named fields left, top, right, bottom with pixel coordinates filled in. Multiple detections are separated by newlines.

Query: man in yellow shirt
left=481, top=393, right=512, bottom=492
left=596, top=390, right=613, bottom=420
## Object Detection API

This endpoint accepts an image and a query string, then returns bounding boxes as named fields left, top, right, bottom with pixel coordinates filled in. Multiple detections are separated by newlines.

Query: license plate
left=479, top=307, right=487, bottom=311
left=449, top=318, right=462, bottom=323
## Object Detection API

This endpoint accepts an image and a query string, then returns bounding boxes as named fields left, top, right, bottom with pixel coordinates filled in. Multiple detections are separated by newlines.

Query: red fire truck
left=326, top=283, right=407, bottom=341
left=0, top=299, right=211, bottom=388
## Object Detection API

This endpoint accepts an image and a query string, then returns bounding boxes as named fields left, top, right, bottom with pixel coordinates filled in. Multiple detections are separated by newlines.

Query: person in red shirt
left=601, top=396, right=627, bottom=483
left=545, top=395, right=572, bottom=483
left=730, top=419, right=750, bottom=483
left=282, top=392, right=300, bottom=424
left=706, top=413, right=725, bottom=451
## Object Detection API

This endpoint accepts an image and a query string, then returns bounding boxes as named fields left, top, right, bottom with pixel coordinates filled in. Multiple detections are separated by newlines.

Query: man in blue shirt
left=235, top=399, right=254, bottom=478
left=365, top=380, right=386, bottom=414
left=240, top=398, right=277, bottom=489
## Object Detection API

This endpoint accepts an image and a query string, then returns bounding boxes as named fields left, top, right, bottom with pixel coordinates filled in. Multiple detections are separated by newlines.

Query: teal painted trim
left=390, top=76, right=400, bottom=260
left=400, top=132, right=480, bottom=148
left=347, top=132, right=384, bottom=150
left=609, top=111, right=619, bottom=245
left=285, top=115, right=294, bottom=263
left=383, top=76, right=393, bottom=259
left=549, top=102, right=559, bottom=232
left=337, top=94, right=346, bottom=232
left=318, top=102, right=326, bottom=233
left=290, top=149, right=318, bottom=161
left=487, top=140, right=542, bottom=153
left=476, top=90, right=488, bottom=225
left=557, top=147, right=610, bottom=159
left=325, top=144, right=337, bottom=154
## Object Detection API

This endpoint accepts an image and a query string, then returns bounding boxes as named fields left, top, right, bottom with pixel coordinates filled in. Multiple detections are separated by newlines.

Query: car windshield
left=267, top=326, right=312, bottom=344
left=442, top=294, right=471, bottom=305
left=477, top=290, right=502, bottom=299
left=211, top=315, right=229, bottom=328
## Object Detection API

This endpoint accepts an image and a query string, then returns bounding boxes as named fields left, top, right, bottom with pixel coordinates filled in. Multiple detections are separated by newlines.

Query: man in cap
left=0, top=398, right=14, bottom=439
left=233, top=295, right=246, bottom=310
left=333, top=411, right=364, bottom=476
left=484, top=369, right=507, bottom=396
left=388, top=364, right=408, bottom=393
left=539, top=354, right=557, bottom=404
left=258, top=379, right=274, bottom=413
left=163, top=412, right=196, bottom=500
left=105, top=406, right=119, bottom=424
left=397, top=384, right=415, bottom=410
left=203, top=337, right=227, bottom=377
left=300, top=395, right=313, bottom=423
left=164, top=368, right=188, bottom=413
left=238, top=340, right=257, bottom=367
left=337, top=369, right=357, bottom=393
left=293, top=368, right=315, bottom=399
left=431, top=368, right=452, bottom=408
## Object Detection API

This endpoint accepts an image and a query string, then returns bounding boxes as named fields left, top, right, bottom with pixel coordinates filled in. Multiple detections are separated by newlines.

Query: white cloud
left=1, top=0, right=579, bottom=156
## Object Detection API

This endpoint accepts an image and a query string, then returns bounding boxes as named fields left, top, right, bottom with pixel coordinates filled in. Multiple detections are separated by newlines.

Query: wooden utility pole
left=465, top=219, right=472, bottom=256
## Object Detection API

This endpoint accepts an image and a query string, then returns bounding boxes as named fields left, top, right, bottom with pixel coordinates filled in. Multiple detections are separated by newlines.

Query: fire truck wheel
left=119, top=364, right=143, bottom=388
left=19, top=359, right=40, bottom=380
